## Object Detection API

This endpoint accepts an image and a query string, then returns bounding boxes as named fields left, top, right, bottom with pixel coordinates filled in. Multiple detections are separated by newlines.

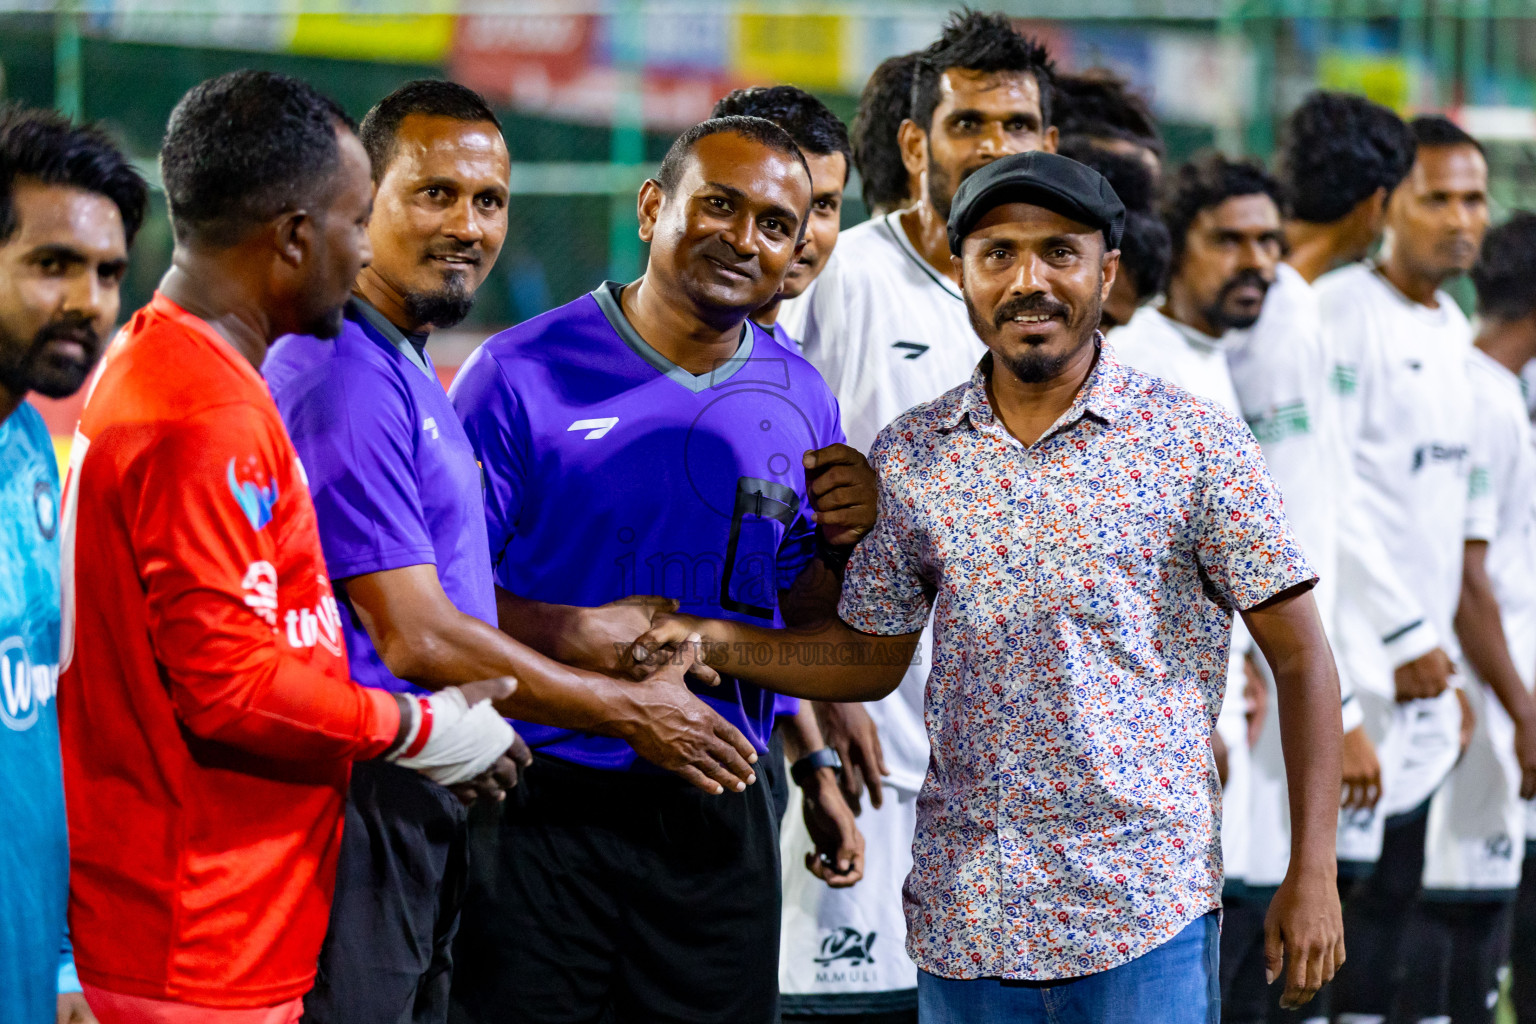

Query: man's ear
left=636, top=179, right=664, bottom=245
left=273, top=210, right=312, bottom=269
left=897, top=118, right=927, bottom=179
left=1043, top=125, right=1060, bottom=154
left=1101, top=248, right=1121, bottom=303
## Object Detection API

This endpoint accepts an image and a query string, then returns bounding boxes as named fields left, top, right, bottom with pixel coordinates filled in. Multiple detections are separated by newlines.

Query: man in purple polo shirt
left=266, top=82, right=757, bottom=1024
left=445, top=115, right=877, bottom=1024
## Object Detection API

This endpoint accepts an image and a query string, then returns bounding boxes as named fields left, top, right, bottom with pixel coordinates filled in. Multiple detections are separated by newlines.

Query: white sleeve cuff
left=1382, top=619, right=1439, bottom=669
left=1341, top=692, right=1365, bottom=733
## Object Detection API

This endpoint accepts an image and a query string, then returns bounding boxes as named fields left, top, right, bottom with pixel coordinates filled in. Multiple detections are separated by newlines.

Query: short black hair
left=1472, top=211, right=1536, bottom=321
left=359, top=79, right=502, bottom=182
left=1059, top=138, right=1156, bottom=213
left=654, top=116, right=810, bottom=197
left=0, top=105, right=147, bottom=246
left=1161, top=153, right=1283, bottom=268
left=1120, top=209, right=1172, bottom=301
left=911, top=10, right=1055, bottom=135
left=1278, top=92, right=1415, bottom=223
left=160, top=70, right=355, bottom=247
left=712, top=86, right=850, bottom=185
left=1053, top=70, right=1163, bottom=159
left=853, top=52, right=919, bottom=212
left=1410, top=114, right=1486, bottom=157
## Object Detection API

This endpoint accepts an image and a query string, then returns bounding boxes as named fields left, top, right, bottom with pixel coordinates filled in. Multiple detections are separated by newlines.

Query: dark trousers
left=781, top=1011, right=916, bottom=1024
left=448, top=753, right=782, bottom=1024
left=1511, top=843, right=1536, bottom=1024
left=1329, top=800, right=1432, bottom=1019
left=1221, top=885, right=1339, bottom=1024
left=302, top=760, right=470, bottom=1024
left=1394, top=898, right=1512, bottom=1024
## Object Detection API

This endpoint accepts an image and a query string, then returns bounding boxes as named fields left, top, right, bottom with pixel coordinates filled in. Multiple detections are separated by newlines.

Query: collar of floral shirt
left=937, top=331, right=1127, bottom=444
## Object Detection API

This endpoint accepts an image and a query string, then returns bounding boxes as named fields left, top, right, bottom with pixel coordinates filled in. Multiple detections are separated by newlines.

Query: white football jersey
left=777, top=211, right=982, bottom=1002
left=1318, top=261, right=1475, bottom=827
left=1424, top=349, right=1536, bottom=892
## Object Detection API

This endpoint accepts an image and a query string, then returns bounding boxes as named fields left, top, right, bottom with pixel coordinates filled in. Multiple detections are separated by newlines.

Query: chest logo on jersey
left=227, top=456, right=278, bottom=532
left=568, top=417, right=619, bottom=440
left=0, top=636, right=56, bottom=732
left=892, top=341, right=929, bottom=360
left=33, top=478, right=57, bottom=540
left=814, top=927, right=878, bottom=967
left=423, top=417, right=440, bottom=440
left=1411, top=443, right=1469, bottom=473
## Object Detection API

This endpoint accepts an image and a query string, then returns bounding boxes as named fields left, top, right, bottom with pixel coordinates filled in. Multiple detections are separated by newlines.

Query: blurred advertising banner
left=451, top=12, right=738, bottom=129
left=1316, top=49, right=1414, bottom=112
left=289, top=2, right=455, bottom=64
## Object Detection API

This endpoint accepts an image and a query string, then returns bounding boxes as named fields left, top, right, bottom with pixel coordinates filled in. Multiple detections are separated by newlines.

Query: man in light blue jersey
left=0, top=106, right=145, bottom=1024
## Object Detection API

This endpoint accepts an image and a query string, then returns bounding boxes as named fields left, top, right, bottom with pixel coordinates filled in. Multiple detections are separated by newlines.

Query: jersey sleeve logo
left=227, top=456, right=279, bottom=531
left=568, top=417, right=619, bottom=440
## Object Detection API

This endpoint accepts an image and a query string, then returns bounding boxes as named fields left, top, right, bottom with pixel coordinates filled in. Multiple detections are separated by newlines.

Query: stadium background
left=2, top=2, right=1533, bottom=1010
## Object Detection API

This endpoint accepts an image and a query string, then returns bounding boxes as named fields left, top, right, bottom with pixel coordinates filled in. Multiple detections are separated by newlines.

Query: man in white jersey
left=1107, top=156, right=1283, bottom=992
left=1217, top=91, right=1419, bottom=1024
left=1318, top=115, right=1490, bottom=1023
left=1396, top=213, right=1536, bottom=1024
left=777, top=12, right=1056, bottom=1019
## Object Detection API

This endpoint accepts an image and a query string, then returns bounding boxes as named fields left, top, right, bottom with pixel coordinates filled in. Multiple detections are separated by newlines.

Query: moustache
left=35, top=317, right=101, bottom=353
left=1218, top=268, right=1271, bottom=301
left=993, top=294, right=1070, bottom=330
left=699, top=238, right=759, bottom=279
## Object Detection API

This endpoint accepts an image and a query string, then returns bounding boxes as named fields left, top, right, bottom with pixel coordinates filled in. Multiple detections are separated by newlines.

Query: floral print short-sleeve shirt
left=839, top=341, right=1315, bottom=981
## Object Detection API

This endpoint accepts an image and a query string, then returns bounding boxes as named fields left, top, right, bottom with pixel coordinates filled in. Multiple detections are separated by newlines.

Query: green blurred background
left=5, top=0, right=1536, bottom=334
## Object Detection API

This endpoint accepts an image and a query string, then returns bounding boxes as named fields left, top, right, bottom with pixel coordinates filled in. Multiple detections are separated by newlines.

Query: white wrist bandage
left=389, top=685, right=514, bottom=787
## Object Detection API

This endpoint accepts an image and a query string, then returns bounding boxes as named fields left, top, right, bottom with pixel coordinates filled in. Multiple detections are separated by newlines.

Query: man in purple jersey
left=446, top=115, right=878, bottom=1024
left=265, top=82, right=757, bottom=1024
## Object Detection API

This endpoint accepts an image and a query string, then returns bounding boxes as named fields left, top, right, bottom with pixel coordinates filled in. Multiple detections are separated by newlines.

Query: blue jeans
left=916, top=911, right=1220, bottom=1024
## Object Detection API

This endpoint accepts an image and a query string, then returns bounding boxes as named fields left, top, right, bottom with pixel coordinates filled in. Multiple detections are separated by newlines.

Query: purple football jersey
left=450, top=282, right=845, bottom=770
left=266, top=301, right=497, bottom=696
left=765, top=319, right=803, bottom=720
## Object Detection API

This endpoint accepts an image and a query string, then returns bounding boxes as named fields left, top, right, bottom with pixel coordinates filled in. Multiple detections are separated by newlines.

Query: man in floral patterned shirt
left=637, top=151, right=1345, bottom=1022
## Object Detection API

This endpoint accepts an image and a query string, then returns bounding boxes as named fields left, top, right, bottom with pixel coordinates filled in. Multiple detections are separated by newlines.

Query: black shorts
left=302, top=759, right=470, bottom=1024
left=448, top=753, right=782, bottom=1024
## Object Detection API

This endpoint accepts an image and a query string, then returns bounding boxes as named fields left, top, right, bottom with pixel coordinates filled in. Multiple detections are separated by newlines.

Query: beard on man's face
left=966, top=290, right=1100, bottom=384
left=1201, top=267, right=1271, bottom=332
left=0, top=315, right=104, bottom=400
left=403, top=273, right=476, bottom=330
left=304, top=304, right=348, bottom=342
left=926, top=153, right=989, bottom=222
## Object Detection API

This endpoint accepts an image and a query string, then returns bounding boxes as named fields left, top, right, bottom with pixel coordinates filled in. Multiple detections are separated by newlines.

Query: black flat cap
left=947, top=151, right=1126, bottom=256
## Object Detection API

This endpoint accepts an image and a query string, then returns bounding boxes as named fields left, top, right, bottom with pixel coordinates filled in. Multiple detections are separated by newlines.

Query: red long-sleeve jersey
left=58, top=293, right=401, bottom=1007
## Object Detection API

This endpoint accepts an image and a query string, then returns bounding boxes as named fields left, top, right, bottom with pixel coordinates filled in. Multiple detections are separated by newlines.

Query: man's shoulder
left=1106, top=352, right=1250, bottom=440
left=7, top=402, right=54, bottom=466
left=89, top=306, right=267, bottom=430
left=1467, top=350, right=1527, bottom=421
left=479, top=292, right=608, bottom=363
left=267, top=317, right=407, bottom=399
left=1313, top=261, right=1378, bottom=311
left=814, top=216, right=923, bottom=293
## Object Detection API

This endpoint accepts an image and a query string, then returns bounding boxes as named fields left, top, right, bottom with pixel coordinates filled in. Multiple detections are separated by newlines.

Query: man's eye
left=707, top=196, right=729, bottom=210
left=763, top=218, right=785, bottom=234
left=987, top=248, right=1011, bottom=260
left=38, top=257, right=63, bottom=275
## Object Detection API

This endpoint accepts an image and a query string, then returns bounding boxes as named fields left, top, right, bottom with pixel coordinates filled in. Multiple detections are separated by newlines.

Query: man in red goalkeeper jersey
left=58, top=71, right=516, bottom=1024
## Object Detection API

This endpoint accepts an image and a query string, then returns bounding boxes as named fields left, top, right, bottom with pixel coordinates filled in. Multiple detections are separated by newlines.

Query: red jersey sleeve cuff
left=361, top=687, right=403, bottom=759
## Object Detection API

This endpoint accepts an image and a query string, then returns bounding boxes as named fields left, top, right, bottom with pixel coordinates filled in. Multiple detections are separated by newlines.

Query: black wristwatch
left=815, top=530, right=855, bottom=571
left=790, top=747, right=842, bottom=788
